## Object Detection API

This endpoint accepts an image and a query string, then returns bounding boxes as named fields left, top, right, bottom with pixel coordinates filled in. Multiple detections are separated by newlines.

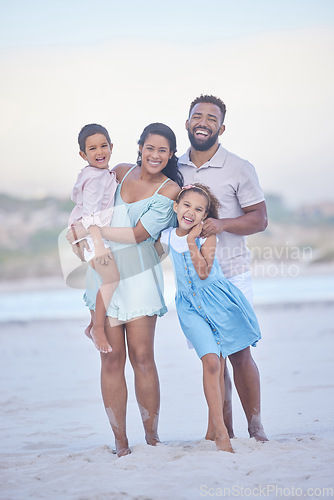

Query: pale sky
left=1, top=0, right=334, bottom=206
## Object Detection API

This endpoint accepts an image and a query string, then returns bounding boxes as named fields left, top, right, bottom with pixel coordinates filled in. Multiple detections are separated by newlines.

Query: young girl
left=69, top=123, right=119, bottom=354
left=157, top=184, right=262, bottom=453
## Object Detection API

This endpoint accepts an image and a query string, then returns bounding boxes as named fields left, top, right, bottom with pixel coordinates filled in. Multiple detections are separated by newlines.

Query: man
left=178, top=94, right=268, bottom=441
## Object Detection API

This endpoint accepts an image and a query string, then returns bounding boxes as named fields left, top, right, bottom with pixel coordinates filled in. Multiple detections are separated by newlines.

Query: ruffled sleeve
left=140, top=195, right=177, bottom=240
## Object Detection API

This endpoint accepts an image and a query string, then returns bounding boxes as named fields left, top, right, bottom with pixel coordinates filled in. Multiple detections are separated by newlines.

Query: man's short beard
left=188, top=129, right=220, bottom=152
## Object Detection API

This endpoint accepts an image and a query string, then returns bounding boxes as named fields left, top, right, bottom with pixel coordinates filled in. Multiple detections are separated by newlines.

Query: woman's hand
left=66, top=222, right=88, bottom=243
left=93, top=244, right=114, bottom=265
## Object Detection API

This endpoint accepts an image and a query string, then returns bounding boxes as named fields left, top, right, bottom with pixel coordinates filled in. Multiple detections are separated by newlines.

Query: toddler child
left=69, top=123, right=119, bottom=353
left=156, top=183, right=262, bottom=452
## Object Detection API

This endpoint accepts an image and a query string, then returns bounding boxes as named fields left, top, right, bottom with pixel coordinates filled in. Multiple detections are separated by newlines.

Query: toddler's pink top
left=69, top=165, right=118, bottom=229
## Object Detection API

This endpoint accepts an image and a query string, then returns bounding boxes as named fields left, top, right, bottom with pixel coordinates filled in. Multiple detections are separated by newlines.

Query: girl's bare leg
left=101, top=317, right=130, bottom=457
left=202, top=353, right=233, bottom=452
left=228, top=347, right=268, bottom=441
left=126, top=316, right=160, bottom=446
left=205, top=359, right=235, bottom=440
left=89, top=258, right=120, bottom=353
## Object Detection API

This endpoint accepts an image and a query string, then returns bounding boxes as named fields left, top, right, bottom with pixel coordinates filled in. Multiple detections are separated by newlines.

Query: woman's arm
left=101, top=221, right=150, bottom=244
left=67, top=220, right=150, bottom=245
left=187, top=225, right=216, bottom=280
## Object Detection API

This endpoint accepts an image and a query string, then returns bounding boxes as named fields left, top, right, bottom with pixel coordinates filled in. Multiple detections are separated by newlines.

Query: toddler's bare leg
left=84, top=310, right=94, bottom=339
left=89, top=257, right=120, bottom=353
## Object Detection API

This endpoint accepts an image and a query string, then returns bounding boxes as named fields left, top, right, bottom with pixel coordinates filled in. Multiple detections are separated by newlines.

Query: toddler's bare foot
left=215, top=432, right=234, bottom=453
left=248, top=415, right=268, bottom=442
left=115, top=438, right=131, bottom=457
left=91, top=325, right=112, bottom=354
left=84, top=323, right=93, bottom=340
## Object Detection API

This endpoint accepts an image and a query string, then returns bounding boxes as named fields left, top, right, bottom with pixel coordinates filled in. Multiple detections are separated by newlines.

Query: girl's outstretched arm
left=187, top=225, right=216, bottom=280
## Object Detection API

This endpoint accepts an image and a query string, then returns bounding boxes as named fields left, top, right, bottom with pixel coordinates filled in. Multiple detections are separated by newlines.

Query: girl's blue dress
left=161, top=227, right=261, bottom=359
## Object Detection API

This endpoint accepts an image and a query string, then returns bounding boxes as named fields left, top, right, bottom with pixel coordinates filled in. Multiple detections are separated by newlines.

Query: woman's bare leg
left=101, top=317, right=130, bottom=457
left=202, top=354, right=233, bottom=452
left=228, top=347, right=268, bottom=441
left=126, top=316, right=160, bottom=446
left=205, top=359, right=235, bottom=440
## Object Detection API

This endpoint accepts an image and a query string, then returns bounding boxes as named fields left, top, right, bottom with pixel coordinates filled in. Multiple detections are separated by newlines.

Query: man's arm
left=201, top=201, right=268, bottom=238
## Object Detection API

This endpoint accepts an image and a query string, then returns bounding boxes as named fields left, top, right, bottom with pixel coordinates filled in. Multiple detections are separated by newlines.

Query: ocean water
left=0, top=274, right=334, bottom=323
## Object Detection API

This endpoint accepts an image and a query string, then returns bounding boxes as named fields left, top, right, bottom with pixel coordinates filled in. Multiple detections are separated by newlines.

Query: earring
left=137, top=152, right=142, bottom=165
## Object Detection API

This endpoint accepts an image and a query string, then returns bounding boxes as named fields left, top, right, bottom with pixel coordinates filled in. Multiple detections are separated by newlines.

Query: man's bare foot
left=215, top=432, right=234, bottom=453
left=145, top=433, right=161, bottom=446
left=115, top=438, right=131, bottom=457
left=91, top=325, right=112, bottom=354
left=249, top=415, right=268, bottom=442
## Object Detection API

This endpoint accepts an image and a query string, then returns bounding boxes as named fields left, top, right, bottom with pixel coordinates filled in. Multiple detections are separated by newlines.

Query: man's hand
left=201, top=218, right=224, bottom=238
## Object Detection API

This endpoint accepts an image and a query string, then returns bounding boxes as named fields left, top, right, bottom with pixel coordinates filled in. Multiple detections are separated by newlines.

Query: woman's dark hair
left=137, top=122, right=184, bottom=187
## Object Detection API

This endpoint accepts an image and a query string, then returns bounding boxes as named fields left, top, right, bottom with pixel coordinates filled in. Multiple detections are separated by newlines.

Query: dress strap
left=120, top=164, right=137, bottom=186
left=154, top=177, right=171, bottom=195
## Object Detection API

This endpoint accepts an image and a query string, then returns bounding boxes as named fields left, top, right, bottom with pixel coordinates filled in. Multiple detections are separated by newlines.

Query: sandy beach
left=1, top=301, right=334, bottom=499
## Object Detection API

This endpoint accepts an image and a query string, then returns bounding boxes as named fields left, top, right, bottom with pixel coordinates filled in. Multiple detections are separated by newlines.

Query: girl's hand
left=187, top=222, right=203, bottom=241
left=66, top=222, right=88, bottom=243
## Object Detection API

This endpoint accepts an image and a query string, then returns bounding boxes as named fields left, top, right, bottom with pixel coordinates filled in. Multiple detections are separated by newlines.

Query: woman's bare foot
left=248, top=415, right=268, bottom=442
left=115, top=437, right=131, bottom=457
left=91, top=325, right=112, bottom=354
left=215, top=432, right=234, bottom=453
left=145, top=433, right=161, bottom=446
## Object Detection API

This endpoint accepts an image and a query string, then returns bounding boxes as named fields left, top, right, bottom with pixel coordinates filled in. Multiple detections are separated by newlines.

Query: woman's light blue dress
left=161, top=228, right=261, bottom=359
left=84, top=166, right=176, bottom=322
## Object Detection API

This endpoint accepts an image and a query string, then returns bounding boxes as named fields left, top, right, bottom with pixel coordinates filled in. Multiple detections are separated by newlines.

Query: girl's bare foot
left=215, top=432, right=234, bottom=453
left=91, top=325, right=112, bottom=354
left=206, top=427, right=235, bottom=441
left=115, top=437, right=131, bottom=457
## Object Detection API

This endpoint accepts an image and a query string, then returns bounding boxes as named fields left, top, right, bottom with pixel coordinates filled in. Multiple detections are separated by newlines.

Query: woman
left=68, top=123, right=182, bottom=456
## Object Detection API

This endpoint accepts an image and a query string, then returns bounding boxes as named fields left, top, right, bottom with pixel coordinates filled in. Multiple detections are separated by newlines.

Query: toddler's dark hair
left=78, top=123, right=112, bottom=153
left=176, top=183, right=220, bottom=219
